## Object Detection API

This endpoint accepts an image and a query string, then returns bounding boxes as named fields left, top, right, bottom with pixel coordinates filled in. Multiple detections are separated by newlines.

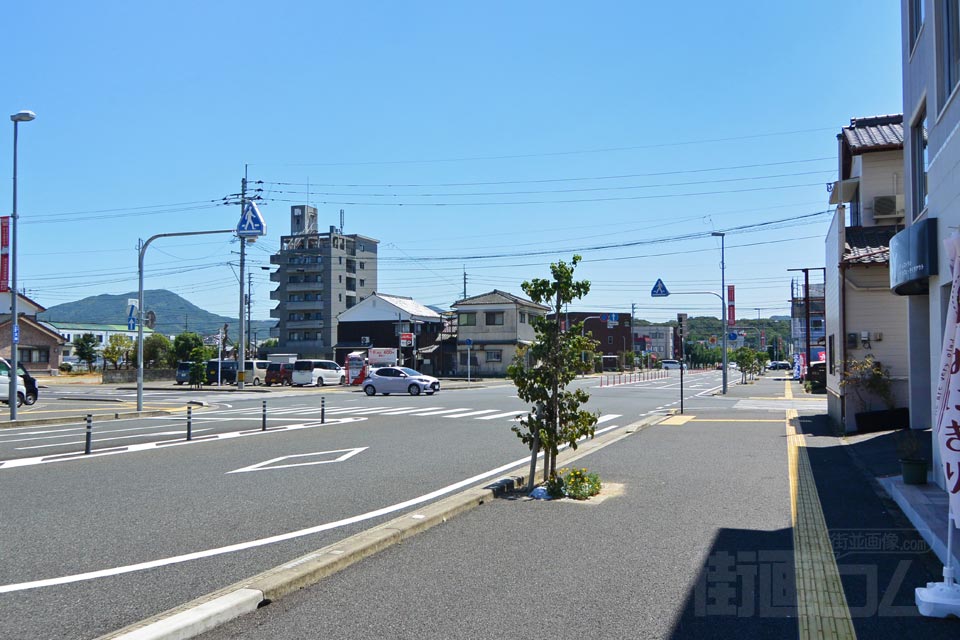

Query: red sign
left=0, top=254, right=7, bottom=293
left=727, top=285, right=735, bottom=303
left=400, top=332, right=414, bottom=347
left=0, top=217, right=8, bottom=252
left=727, top=303, right=736, bottom=326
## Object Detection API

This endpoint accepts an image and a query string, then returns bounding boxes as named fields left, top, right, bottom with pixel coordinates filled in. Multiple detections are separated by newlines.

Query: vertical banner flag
left=727, top=284, right=736, bottom=326
left=0, top=217, right=9, bottom=293
left=934, top=233, right=960, bottom=519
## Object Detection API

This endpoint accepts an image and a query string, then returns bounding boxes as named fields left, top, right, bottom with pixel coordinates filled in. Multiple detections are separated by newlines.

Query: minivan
left=175, top=361, right=193, bottom=385
left=243, top=360, right=271, bottom=386
left=292, top=359, right=345, bottom=386
left=661, top=359, right=685, bottom=370
left=206, top=360, right=238, bottom=385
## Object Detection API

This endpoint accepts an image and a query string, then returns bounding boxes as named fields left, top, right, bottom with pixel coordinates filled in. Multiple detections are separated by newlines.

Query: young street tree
left=507, top=255, right=599, bottom=490
left=73, top=333, right=99, bottom=372
left=103, top=334, right=134, bottom=370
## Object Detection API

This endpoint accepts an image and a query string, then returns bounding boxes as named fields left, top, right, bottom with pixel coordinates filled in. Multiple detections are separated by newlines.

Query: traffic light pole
left=137, top=229, right=234, bottom=412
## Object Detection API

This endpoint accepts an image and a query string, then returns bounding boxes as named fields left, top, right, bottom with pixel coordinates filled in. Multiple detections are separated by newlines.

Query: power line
left=254, top=157, right=834, bottom=188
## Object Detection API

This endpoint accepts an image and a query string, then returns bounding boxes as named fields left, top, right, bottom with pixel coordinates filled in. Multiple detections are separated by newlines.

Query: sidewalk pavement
left=109, top=373, right=959, bottom=639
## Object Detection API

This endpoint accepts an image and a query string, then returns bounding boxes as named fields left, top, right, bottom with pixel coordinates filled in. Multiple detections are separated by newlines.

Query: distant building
left=334, top=293, right=444, bottom=369
left=40, top=321, right=147, bottom=370
left=268, top=205, right=378, bottom=360
left=0, top=293, right=66, bottom=374
left=453, top=290, right=549, bottom=377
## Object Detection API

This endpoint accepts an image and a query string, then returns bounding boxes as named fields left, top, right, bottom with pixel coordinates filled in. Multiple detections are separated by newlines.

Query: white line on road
left=0, top=423, right=190, bottom=444
left=442, top=409, right=501, bottom=418
left=475, top=410, right=526, bottom=420
left=405, top=408, right=472, bottom=417
left=15, top=430, right=214, bottom=450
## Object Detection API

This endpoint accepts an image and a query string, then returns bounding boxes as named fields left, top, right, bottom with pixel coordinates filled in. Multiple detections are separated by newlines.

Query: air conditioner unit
left=360, top=336, right=371, bottom=345
left=873, top=195, right=905, bottom=220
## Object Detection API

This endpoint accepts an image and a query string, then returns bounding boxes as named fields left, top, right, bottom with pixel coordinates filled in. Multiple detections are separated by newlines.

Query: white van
left=292, top=359, right=345, bottom=386
left=0, top=358, right=28, bottom=406
left=243, top=360, right=271, bottom=386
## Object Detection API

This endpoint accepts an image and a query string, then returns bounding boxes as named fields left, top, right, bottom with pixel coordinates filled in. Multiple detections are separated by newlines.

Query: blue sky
left=4, top=1, right=902, bottom=328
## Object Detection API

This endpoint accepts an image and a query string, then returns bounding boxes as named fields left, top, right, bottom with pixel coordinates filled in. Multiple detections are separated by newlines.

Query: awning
left=829, top=178, right=859, bottom=205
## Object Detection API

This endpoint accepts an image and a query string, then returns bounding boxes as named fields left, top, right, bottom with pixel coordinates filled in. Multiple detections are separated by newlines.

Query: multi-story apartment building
left=634, top=324, right=674, bottom=362
left=790, top=277, right=825, bottom=363
left=268, top=205, right=378, bottom=360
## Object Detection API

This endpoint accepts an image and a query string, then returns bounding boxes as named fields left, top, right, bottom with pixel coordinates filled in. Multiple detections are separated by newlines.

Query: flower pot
left=900, top=458, right=928, bottom=485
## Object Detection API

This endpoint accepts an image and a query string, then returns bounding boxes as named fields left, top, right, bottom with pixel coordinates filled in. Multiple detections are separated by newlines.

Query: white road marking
left=0, top=420, right=625, bottom=593
left=443, top=409, right=501, bottom=418
left=377, top=407, right=429, bottom=415
left=0, top=417, right=366, bottom=470
left=596, top=414, right=622, bottom=424
left=228, top=448, right=367, bottom=473
left=405, top=408, right=472, bottom=416
left=16, top=430, right=213, bottom=450
left=475, top=410, right=526, bottom=420
left=0, top=424, right=186, bottom=444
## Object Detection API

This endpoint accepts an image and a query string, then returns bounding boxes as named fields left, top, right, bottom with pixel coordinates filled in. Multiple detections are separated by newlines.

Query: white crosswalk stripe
left=443, top=409, right=501, bottom=418
left=405, top=408, right=472, bottom=416
left=475, top=410, right=526, bottom=420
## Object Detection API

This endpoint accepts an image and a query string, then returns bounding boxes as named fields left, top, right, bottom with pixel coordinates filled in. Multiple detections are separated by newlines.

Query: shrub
left=563, top=467, right=602, bottom=500
left=59, top=362, right=73, bottom=373
left=545, top=471, right=566, bottom=499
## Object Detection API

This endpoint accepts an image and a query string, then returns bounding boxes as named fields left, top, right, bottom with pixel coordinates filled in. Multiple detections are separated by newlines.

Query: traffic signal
left=677, top=313, right=688, bottom=339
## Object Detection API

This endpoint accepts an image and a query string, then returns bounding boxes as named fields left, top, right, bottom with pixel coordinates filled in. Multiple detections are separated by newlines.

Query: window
left=359, top=279, right=365, bottom=287
left=359, top=243, right=365, bottom=251
left=359, top=261, right=365, bottom=269
left=485, top=312, right=504, bottom=326
left=911, top=0, right=926, bottom=48
left=289, top=294, right=302, bottom=302
left=519, top=312, right=527, bottom=324
left=940, top=0, right=960, bottom=108
left=912, top=107, right=929, bottom=217
left=607, top=336, right=614, bottom=345
left=486, top=350, right=502, bottom=363
left=339, top=256, right=343, bottom=264
left=459, top=312, right=477, bottom=326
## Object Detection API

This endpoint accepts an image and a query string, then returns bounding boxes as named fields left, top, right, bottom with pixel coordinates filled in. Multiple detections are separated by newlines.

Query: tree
left=173, top=332, right=204, bottom=363
left=261, top=338, right=278, bottom=350
left=507, top=255, right=599, bottom=490
left=103, top=334, right=134, bottom=370
left=73, top=333, right=99, bottom=372
left=143, top=333, right=174, bottom=368
left=188, top=346, right=207, bottom=388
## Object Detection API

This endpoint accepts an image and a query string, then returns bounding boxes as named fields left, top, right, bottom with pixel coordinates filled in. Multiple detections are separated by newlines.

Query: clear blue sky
left=4, top=1, right=902, bottom=329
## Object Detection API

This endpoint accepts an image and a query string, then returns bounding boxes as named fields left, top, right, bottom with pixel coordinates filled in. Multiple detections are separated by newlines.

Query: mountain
left=38, top=289, right=276, bottom=340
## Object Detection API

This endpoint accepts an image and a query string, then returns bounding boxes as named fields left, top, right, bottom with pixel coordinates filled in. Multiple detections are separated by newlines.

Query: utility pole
left=788, top=267, right=825, bottom=378
left=247, top=271, right=253, bottom=358
left=237, top=166, right=247, bottom=390
left=630, top=302, right=636, bottom=367
left=462, top=267, right=467, bottom=300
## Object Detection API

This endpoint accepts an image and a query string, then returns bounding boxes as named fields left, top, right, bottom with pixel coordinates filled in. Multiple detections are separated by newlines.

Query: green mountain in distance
left=38, top=289, right=275, bottom=341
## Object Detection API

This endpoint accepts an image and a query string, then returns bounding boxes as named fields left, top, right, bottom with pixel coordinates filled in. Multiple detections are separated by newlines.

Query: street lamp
left=9, top=110, right=35, bottom=420
left=711, top=231, right=727, bottom=394
left=755, top=307, right=762, bottom=351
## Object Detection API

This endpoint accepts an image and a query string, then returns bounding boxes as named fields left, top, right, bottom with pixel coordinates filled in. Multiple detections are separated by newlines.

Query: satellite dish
left=145, top=310, right=157, bottom=329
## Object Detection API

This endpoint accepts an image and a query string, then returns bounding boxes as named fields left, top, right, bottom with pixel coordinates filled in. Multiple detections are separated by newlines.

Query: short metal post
left=321, top=396, right=326, bottom=424
left=261, top=399, right=267, bottom=431
left=187, top=405, right=193, bottom=441
left=84, top=414, right=93, bottom=455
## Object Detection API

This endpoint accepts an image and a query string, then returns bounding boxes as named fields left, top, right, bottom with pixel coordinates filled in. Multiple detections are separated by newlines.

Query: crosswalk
left=199, top=404, right=622, bottom=424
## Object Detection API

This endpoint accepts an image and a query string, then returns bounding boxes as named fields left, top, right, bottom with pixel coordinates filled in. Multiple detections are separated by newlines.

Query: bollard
left=84, top=414, right=93, bottom=455
left=321, top=396, right=326, bottom=424
left=262, top=400, right=267, bottom=431
left=187, top=406, right=193, bottom=441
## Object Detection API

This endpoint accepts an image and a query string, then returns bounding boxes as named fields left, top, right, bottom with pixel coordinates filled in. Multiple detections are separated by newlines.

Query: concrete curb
left=98, top=413, right=668, bottom=640
left=0, top=410, right=171, bottom=429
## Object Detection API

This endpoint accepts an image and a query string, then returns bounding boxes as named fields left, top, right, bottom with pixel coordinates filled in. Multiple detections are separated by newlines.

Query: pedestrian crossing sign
left=651, top=279, right=669, bottom=297
left=237, top=201, right=267, bottom=237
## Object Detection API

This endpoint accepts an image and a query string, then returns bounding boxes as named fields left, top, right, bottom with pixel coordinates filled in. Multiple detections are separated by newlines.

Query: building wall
left=859, top=151, right=907, bottom=225
left=825, top=209, right=844, bottom=429
left=901, top=0, right=960, bottom=486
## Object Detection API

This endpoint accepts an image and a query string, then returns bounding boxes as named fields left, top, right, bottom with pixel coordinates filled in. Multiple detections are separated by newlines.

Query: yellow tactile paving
left=787, top=408, right=856, bottom=640
left=785, top=380, right=794, bottom=400
left=660, top=415, right=695, bottom=425
left=689, top=418, right=783, bottom=423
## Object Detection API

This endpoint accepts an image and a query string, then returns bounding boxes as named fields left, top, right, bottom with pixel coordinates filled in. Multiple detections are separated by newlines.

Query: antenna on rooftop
left=340, top=208, right=345, bottom=234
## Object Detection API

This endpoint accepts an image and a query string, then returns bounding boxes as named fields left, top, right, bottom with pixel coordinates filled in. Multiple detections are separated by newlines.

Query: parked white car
left=292, top=359, right=345, bottom=386
left=661, top=359, right=685, bottom=370
left=363, top=367, right=440, bottom=396
left=0, top=358, right=28, bottom=407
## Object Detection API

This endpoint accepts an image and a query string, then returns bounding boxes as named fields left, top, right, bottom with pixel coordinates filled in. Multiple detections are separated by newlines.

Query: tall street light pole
left=755, top=307, right=762, bottom=351
left=9, top=110, right=36, bottom=420
left=711, top=231, right=727, bottom=394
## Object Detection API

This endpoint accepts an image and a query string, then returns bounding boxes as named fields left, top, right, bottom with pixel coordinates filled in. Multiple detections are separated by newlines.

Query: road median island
left=97, top=412, right=669, bottom=640
left=0, top=410, right=171, bottom=430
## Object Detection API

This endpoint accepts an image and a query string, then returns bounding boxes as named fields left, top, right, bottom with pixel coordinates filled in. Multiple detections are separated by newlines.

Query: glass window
left=485, top=350, right=502, bottom=362
left=459, top=312, right=476, bottom=326
left=485, top=312, right=504, bottom=326
left=519, top=312, right=527, bottom=324
left=911, top=0, right=926, bottom=48
left=607, top=336, right=614, bottom=344
left=940, top=0, right=960, bottom=108
left=912, top=107, right=929, bottom=217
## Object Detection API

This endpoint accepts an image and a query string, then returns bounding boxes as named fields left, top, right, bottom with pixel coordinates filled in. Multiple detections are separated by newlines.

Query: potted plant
left=896, top=429, right=929, bottom=485
left=840, top=355, right=909, bottom=432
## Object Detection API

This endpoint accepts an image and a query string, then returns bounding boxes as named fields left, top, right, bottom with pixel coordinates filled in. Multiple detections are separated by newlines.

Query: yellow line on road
left=660, top=415, right=695, bottom=425
left=689, top=419, right=783, bottom=423
left=786, top=408, right=856, bottom=639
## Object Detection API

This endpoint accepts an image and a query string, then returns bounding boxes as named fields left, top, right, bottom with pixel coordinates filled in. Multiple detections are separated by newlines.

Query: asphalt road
left=0, top=371, right=721, bottom=639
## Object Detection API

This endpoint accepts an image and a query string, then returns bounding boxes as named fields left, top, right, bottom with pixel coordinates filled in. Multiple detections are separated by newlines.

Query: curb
left=0, top=410, right=171, bottom=429
left=97, top=413, right=667, bottom=640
